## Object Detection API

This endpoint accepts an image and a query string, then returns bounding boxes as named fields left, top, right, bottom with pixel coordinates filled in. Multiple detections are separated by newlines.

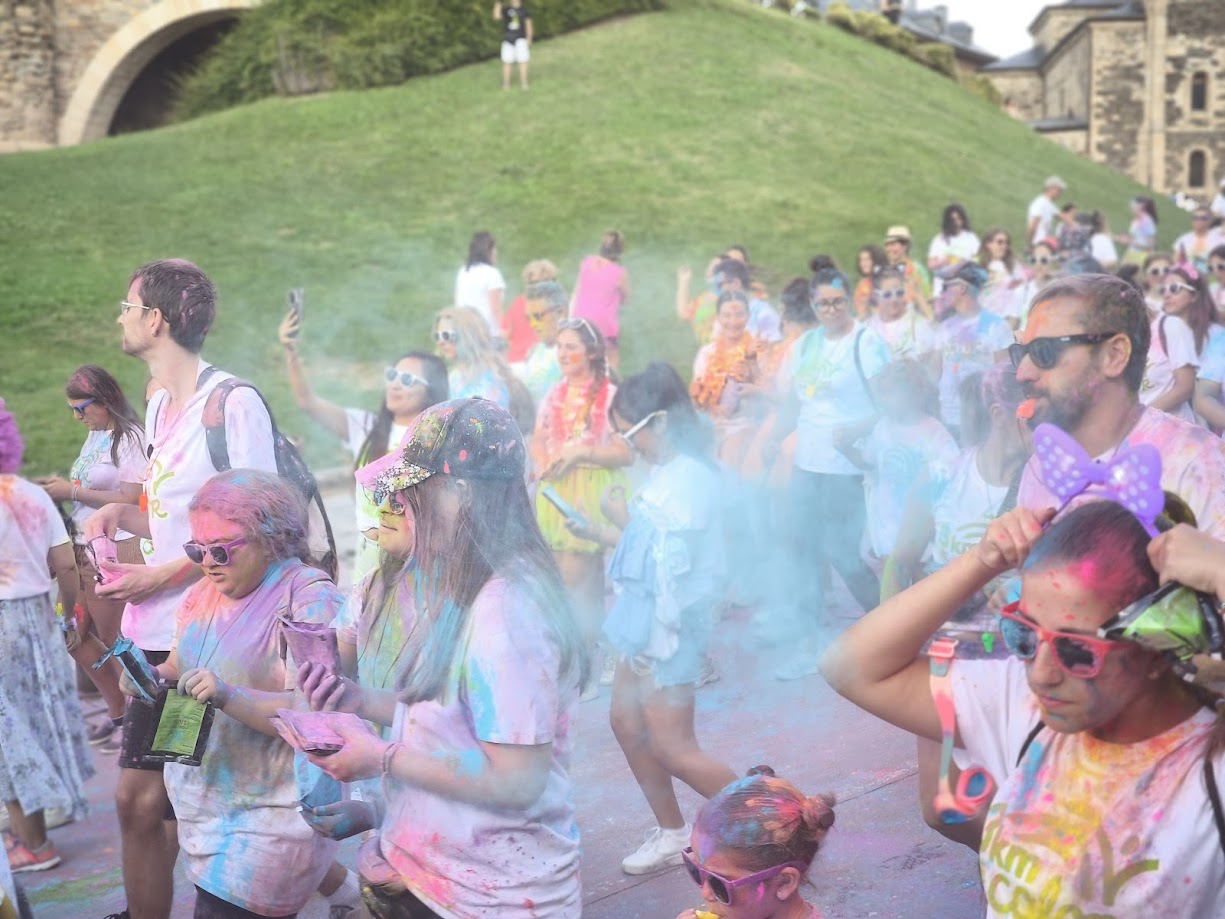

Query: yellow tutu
left=536, top=465, right=627, bottom=554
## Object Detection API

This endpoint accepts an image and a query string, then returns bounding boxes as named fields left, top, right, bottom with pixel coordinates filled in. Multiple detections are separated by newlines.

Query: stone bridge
left=0, top=0, right=257, bottom=151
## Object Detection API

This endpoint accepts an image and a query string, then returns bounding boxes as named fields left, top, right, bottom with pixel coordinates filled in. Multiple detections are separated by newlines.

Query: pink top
left=572, top=255, right=626, bottom=338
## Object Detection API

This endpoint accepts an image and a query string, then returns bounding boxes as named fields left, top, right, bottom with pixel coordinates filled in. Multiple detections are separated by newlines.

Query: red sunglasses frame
left=999, top=602, right=1127, bottom=678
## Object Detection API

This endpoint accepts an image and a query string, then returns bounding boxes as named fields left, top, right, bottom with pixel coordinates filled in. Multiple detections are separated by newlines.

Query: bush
left=854, top=12, right=914, bottom=54
left=175, top=0, right=661, bottom=120
left=964, top=73, right=1003, bottom=108
left=909, top=42, right=957, bottom=78
left=824, top=1, right=856, bottom=33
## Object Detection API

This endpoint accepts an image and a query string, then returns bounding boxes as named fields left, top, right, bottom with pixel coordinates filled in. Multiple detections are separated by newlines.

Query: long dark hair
left=396, top=474, right=589, bottom=705
left=941, top=203, right=971, bottom=239
left=977, top=227, right=1016, bottom=273
left=610, top=361, right=714, bottom=463
left=465, top=231, right=496, bottom=269
left=65, top=365, right=144, bottom=466
left=356, top=352, right=449, bottom=467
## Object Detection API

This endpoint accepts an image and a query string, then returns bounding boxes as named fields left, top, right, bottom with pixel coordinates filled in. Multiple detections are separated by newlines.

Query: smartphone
left=540, top=485, right=589, bottom=528
left=287, top=288, right=305, bottom=332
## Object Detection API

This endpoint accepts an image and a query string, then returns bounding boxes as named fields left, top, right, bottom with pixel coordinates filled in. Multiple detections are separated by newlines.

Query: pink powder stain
left=459, top=449, right=469, bottom=461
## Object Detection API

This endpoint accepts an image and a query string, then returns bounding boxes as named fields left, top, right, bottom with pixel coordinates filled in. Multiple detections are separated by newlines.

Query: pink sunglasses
left=681, top=847, right=805, bottom=905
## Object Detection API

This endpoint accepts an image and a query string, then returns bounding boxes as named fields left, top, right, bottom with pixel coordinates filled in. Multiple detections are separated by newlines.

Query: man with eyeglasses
left=1012, top=274, right=1225, bottom=538
left=85, top=260, right=278, bottom=919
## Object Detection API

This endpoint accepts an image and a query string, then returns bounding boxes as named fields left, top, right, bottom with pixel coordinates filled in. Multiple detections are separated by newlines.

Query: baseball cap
left=1044, top=175, right=1068, bottom=190
left=884, top=225, right=912, bottom=243
left=354, top=397, right=526, bottom=501
left=939, top=260, right=989, bottom=290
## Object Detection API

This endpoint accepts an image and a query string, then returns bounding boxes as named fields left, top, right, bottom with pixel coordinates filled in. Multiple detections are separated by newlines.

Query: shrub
left=175, top=0, right=661, bottom=120
left=909, top=42, right=957, bottom=78
left=824, top=2, right=856, bottom=34
left=963, top=73, right=1003, bottom=107
left=854, top=12, right=914, bottom=54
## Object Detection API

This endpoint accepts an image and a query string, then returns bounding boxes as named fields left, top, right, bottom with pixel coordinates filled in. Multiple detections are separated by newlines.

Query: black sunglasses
left=1008, top=333, right=1118, bottom=371
left=433, top=329, right=458, bottom=343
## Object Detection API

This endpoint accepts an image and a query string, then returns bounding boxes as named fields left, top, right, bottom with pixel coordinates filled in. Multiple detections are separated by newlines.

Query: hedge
left=823, top=1, right=957, bottom=79
left=174, top=0, right=662, bottom=120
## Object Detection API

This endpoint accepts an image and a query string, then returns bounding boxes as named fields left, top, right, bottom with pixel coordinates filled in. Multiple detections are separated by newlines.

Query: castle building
left=984, top=0, right=1225, bottom=195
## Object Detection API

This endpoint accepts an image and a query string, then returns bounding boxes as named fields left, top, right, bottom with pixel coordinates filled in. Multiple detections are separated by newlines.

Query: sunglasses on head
left=385, top=367, right=427, bottom=388
left=183, top=537, right=248, bottom=566
left=999, top=602, right=1126, bottom=678
left=69, top=398, right=97, bottom=417
left=876, top=288, right=907, bottom=301
left=559, top=317, right=597, bottom=339
left=1159, top=282, right=1196, bottom=297
left=681, top=848, right=806, bottom=905
left=1008, top=332, right=1117, bottom=371
left=433, top=329, right=458, bottom=344
left=1146, top=266, right=1169, bottom=277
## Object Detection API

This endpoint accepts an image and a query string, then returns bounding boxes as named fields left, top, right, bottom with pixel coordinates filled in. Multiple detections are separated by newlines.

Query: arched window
left=1189, top=150, right=1207, bottom=188
left=1192, top=72, right=1208, bottom=112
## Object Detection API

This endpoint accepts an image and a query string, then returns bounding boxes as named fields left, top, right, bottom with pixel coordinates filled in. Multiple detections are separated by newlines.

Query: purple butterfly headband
left=1033, top=423, right=1164, bottom=537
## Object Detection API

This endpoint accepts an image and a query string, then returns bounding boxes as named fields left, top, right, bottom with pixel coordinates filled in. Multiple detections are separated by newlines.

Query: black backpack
left=196, top=367, right=339, bottom=582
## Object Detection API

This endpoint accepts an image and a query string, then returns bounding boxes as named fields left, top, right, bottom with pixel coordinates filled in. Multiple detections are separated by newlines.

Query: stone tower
left=0, top=0, right=57, bottom=150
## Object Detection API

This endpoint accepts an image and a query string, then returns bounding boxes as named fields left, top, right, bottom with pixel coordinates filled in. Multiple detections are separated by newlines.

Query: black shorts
left=118, top=649, right=171, bottom=772
left=194, top=886, right=295, bottom=919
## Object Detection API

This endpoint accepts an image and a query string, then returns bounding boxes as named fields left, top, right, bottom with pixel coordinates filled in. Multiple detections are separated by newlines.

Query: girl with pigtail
left=531, top=318, right=632, bottom=696
left=674, top=766, right=836, bottom=919
left=822, top=490, right=1225, bottom=917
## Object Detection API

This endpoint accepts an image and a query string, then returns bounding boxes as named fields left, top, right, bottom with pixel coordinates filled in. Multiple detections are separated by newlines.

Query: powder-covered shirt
left=68, top=429, right=145, bottom=542
left=781, top=323, right=891, bottom=476
left=380, top=575, right=581, bottom=918
left=936, top=311, right=1014, bottom=428
left=344, top=409, right=409, bottom=582
left=512, top=342, right=562, bottom=407
left=924, top=448, right=1010, bottom=573
left=1018, top=404, right=1225, bottom=540
left=1140, top=313, right=1199, bottom=422
left=862, top=416, right=958, bottom=558
left=0, top=476, right=70, bottom=601
left=125, top=362, right=277, bottom=651
left=448, top=367, right=510, bottom=409
left=952, top=658, right=1225, bottom=919
left=869, top=310, right=939, bottom=363
left=164, top=559, right=343, bottom=916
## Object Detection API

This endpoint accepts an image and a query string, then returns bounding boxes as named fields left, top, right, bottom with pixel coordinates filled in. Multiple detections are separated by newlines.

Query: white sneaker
left=621, top=824, right=690, bottom=875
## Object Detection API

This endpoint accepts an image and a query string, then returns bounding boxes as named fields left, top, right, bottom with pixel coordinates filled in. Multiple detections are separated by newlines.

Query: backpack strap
left=1204, top=754, right=1225, bottom=860
left=997, top=460, right=1028, bottom=517
left=1158, top=314, right=1168, bottom=357
left=200, top=377, right=279, bottom=474
left=1015, top=720, right=1045, bottom=768
left=852, top=327, right=877, bottom=410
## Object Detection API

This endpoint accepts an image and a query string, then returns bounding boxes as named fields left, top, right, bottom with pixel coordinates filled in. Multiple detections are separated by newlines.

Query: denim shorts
left=648, top=607, right=714, bottom=688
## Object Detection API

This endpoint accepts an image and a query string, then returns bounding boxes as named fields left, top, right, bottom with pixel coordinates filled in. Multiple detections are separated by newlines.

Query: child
left=838, top=359, right=957, bottom=562
left=675, top=766, right=836, bottom=919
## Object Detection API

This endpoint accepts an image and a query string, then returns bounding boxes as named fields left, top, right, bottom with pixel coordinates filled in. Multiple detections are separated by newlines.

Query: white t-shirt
left=1140, top=314, right=1199, bottom=422
left=0, top=475, right=71, bottom=601
left=952, top=658, right=1225, bottom=919
left=1090, top=232, right=1119, bottom=266
left=454, top=263, right=507, bottom=334
left=68, top=429, right=145, bottom=542
left=936, top=311, right=1014, bottom=428
left=925, top=448, right=1009, bottom=572
left=869, top=310, right=939, bottom=362
left=344, top=408, right=409, bottom=582
left=1018, top=405, right=1225, bottom=540
left=1027, top=194, right=1060, bottom=246
left=861, top=416, right=958, bottom=558
left=164, top=560, right=342, bottom=915
left=928, top=230, right=981, bottom=268
left=380, top=576, right=581, bottom=918
left=1174, top=228, right=1225, bottom=267
left=982, top=261, right=1029, bottom=323
left=125, top=362, right=277, bottom=650
left=781, top=324, right=891, bottom=475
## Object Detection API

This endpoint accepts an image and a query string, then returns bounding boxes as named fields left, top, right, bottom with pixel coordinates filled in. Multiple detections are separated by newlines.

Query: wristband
left=71, top=482, right=80, bottom=502
left=381, top=742, right=404, bottom=778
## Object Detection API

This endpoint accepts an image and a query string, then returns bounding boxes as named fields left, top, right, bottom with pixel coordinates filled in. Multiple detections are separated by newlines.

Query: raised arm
left=279, top=309, right=350, bottom=440
left=820, top=506, right=1051, bottom=742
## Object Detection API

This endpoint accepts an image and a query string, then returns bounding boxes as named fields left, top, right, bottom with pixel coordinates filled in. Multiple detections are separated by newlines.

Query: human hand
left=305, top=719, right=384, bottom=782
left=297, top=661, right=362, bottom=714
left=970, top=506, right=1055, bottom=576
left=678, top=266, right=692, bottom=286
left=299, top=799, right=377, bottom=840
left=278, top=308, right=301, bottom=348
left=119, top=665, right=148, bottom=700
left=63, top=627, right=82, bottom=653
left=82, top=505, right=124, bottom=542
left=95, top=563, right=164, bottom=603
left=178, top=668, right=232, bottom=708
left=542, top=444, right=584, bottom=481
left=1148, top=525, right=1225, bottom=596
left=40, top=476, right=73, bottom=502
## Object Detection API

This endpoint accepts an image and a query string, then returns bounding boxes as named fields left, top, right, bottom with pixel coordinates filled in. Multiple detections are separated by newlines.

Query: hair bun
left=746, top=764, right=776, bottom=778
left=801, top=792, right=837, bottom=834
left=808, top=255, right=836, bottom=274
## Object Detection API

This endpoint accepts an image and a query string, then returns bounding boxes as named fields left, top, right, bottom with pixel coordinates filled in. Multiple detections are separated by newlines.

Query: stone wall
left=1087, top=20, right=1146, bottom=186
left=0, top=0, right=56, bottom=150
left=1160, top=0, right=1225, bottom=193
left=990, top=69, right=1044, bottom=122
left=53, top=0, right=158, bottom=117
left=1043, top=27, right=1091, bottom=121
left=1040, top=126, right=1088, bottom=156
left=1031, top=8, right=1092, bottom=56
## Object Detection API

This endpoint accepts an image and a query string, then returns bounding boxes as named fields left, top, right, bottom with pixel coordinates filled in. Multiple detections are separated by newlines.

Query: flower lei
left=547, top=376, right=611, bottom=457
left=691, top=334, right=758, bottom=414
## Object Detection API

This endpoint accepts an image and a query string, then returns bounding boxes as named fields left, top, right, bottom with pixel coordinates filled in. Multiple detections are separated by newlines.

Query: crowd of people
left=4, top=183, right=1225, bottom=918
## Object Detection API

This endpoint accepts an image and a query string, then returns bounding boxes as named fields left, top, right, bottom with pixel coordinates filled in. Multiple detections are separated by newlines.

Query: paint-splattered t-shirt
left=164, top=558, right=342, bottom=915
left=0, top=476, right=70, bottom=601
left=952, top=658, right=1225, bottom=919
left=67, top=428, right=145, bottom=542
left=380, top=575, right=581, bottom=918
left=935, top=310, right=1013, bottom=428
left=1018, top=405, right=1225, bottom=540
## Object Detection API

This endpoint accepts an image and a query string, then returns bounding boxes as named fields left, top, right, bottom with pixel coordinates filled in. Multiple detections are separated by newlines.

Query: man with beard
left=1011, top=273, right=1225, bottom=536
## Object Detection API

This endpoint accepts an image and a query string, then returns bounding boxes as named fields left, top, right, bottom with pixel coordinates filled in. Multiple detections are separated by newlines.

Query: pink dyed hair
left=188, top=469, right=308, bottom=562
left=0, top=399, right=23, bottom=474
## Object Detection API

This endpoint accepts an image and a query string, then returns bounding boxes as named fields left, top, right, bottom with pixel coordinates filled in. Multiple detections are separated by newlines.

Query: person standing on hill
left=494, top=0, right=533, bottom=91
left=1026, top=175, right=1066, bottom=249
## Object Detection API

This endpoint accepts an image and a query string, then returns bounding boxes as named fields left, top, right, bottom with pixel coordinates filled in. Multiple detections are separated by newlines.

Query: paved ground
left=19, top=482, right=987, bottom=918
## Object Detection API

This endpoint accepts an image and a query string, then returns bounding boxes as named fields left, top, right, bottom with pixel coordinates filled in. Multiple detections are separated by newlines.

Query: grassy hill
left=0, top=0, right=1164, bottom=474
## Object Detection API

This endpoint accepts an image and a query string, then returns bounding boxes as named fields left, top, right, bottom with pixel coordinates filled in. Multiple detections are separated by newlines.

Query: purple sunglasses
left=681, top=847, right=806, bottom=905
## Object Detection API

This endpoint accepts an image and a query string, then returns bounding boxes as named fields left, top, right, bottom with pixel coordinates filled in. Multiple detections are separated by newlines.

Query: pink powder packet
left=271, top=709, right=370, bottom=754
left=281, top=620, right=341, bottom=677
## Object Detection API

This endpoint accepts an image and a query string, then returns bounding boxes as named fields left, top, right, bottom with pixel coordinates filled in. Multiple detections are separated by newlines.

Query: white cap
left=1044, top=175, right=1068, bottom=190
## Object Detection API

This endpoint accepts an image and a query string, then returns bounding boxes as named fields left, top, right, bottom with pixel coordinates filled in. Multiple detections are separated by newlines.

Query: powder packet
left=280, top=620, right=342, bottom=679
left=142, top=681, right=215, bottom=767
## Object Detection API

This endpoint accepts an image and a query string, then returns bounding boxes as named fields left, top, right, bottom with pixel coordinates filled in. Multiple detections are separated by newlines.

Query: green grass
left=0, top=0, right=1164, bottom=474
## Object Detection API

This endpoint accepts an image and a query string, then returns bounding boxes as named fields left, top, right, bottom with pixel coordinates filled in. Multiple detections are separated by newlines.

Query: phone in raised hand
left=287, top=288, right=305, bottom=335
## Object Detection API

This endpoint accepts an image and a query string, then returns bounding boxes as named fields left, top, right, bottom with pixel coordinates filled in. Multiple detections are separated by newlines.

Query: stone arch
left=59, top=0, right=257, bottom=147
